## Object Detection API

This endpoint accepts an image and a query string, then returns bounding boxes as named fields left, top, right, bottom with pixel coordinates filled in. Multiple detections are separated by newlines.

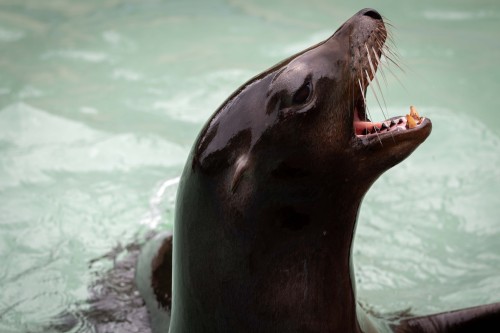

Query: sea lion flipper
left=135, top=232, right=172, bottom=332
left=392, top=302, right=500, bottom=333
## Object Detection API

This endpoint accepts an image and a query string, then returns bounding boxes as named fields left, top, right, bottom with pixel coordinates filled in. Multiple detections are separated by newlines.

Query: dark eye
left=292, top=81, right=311, bottom=105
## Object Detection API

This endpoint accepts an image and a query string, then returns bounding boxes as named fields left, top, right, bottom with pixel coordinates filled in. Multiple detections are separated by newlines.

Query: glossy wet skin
left=169, top=8, right=431, bottom=333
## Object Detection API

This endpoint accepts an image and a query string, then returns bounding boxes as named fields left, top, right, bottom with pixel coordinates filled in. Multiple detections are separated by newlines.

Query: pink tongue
left=354, top=122, right=381, bottom=134
left=354, top=121, right=383, bottom=135
left=353, top=112, right=383, bottom=135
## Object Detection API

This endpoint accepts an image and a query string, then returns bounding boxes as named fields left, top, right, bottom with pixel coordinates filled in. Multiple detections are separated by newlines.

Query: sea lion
left=136, top=8, right=500, bottom=333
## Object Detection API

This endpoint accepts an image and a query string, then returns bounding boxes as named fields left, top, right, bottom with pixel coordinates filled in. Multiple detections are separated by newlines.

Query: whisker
left=358, top=78, right=365, bottom=105
left=384, top=29, right=397, bottom=46
left=372, top=46, right=389, bottom=87
left=365, top=70, right=386, bottom=122
left=382, top=34, right=402, bottom=63
left=385, top=34, right=397, bottom=47
left=359, top=72, right=376, bottom=128
left=366, top=45, right=389, bottom=120
left=363, top=72, right=383, bottom=145
left=381, top=15, right=395, bottom=26
left=376, top=40, right=388, bottom=56
left=383, top=54, right=405, bottom=73
left=358, top=78, right=367, bottom=120
left=383, top=45, right=402, bottom=63
left=383, top=58, right=407, bottom=91
left=384, top=21, right=396, bottom=29
left=375, top=26, right=388, bottom=39
left=350, top=78, right=353, bottom=119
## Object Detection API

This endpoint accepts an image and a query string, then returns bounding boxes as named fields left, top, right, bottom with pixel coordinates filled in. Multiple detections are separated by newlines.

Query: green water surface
left=0, top=0, right=499, bottom=331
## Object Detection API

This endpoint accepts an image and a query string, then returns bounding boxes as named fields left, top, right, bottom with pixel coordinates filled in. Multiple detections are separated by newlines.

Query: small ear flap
left=231, top=155, right=248, bottom=193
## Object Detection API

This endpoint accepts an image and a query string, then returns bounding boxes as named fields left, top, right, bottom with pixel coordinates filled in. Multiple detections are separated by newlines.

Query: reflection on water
left=1, top=0, right=499, bottom=331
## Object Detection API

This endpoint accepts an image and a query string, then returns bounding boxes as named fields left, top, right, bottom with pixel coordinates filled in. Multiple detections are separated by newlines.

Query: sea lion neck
left=171, top=160, right=367, bottom=332
left=245, top=187, right=366, bottom=332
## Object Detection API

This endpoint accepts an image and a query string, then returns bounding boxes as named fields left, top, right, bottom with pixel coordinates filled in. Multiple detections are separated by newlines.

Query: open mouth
left=354, top=104, right=427, bottom=138
left=349, top=16, right=429, bottom=141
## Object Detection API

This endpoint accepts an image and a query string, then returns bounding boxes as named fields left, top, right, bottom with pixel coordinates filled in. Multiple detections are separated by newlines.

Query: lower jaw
left=354, top=106, right=425, bottom=137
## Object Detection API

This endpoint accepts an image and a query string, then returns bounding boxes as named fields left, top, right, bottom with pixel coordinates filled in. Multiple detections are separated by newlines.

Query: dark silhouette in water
left=46, top=234, right=152, bottom=333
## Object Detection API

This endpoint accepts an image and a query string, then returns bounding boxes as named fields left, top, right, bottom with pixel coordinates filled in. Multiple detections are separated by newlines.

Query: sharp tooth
left=373, top=125, right=380, bottom=133
left=398, top=118, right=404, bottom=125
left=406, top=114, right=417, bottom=129
left=406, top=106, right=424, bottom=129
left=410, top=105, right=420, bottom=119
left=381, top=123, right=389, bottom=130
left=390, top=120, right=397, bottom=127
left=410, top=105, right=424, bottom=124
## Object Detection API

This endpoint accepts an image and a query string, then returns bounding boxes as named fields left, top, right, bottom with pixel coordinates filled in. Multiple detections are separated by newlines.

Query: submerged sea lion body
left=136, top=8, right=500, bottom=333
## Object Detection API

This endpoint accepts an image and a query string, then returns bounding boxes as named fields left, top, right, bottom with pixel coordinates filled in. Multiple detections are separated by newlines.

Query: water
left=1, top=0, right=499, bottom=331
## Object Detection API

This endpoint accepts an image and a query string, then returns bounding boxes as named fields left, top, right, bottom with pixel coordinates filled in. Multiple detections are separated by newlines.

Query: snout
left=356, top=8, right=383, bottom=21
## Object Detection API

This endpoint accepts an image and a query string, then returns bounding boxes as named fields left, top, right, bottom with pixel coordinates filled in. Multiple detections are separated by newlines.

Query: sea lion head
left=194, top=8, right=431, bottom=196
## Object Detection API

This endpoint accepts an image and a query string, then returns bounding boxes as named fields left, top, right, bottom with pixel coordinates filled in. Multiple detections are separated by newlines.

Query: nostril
left=363, top=9, right=382, bottom=21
